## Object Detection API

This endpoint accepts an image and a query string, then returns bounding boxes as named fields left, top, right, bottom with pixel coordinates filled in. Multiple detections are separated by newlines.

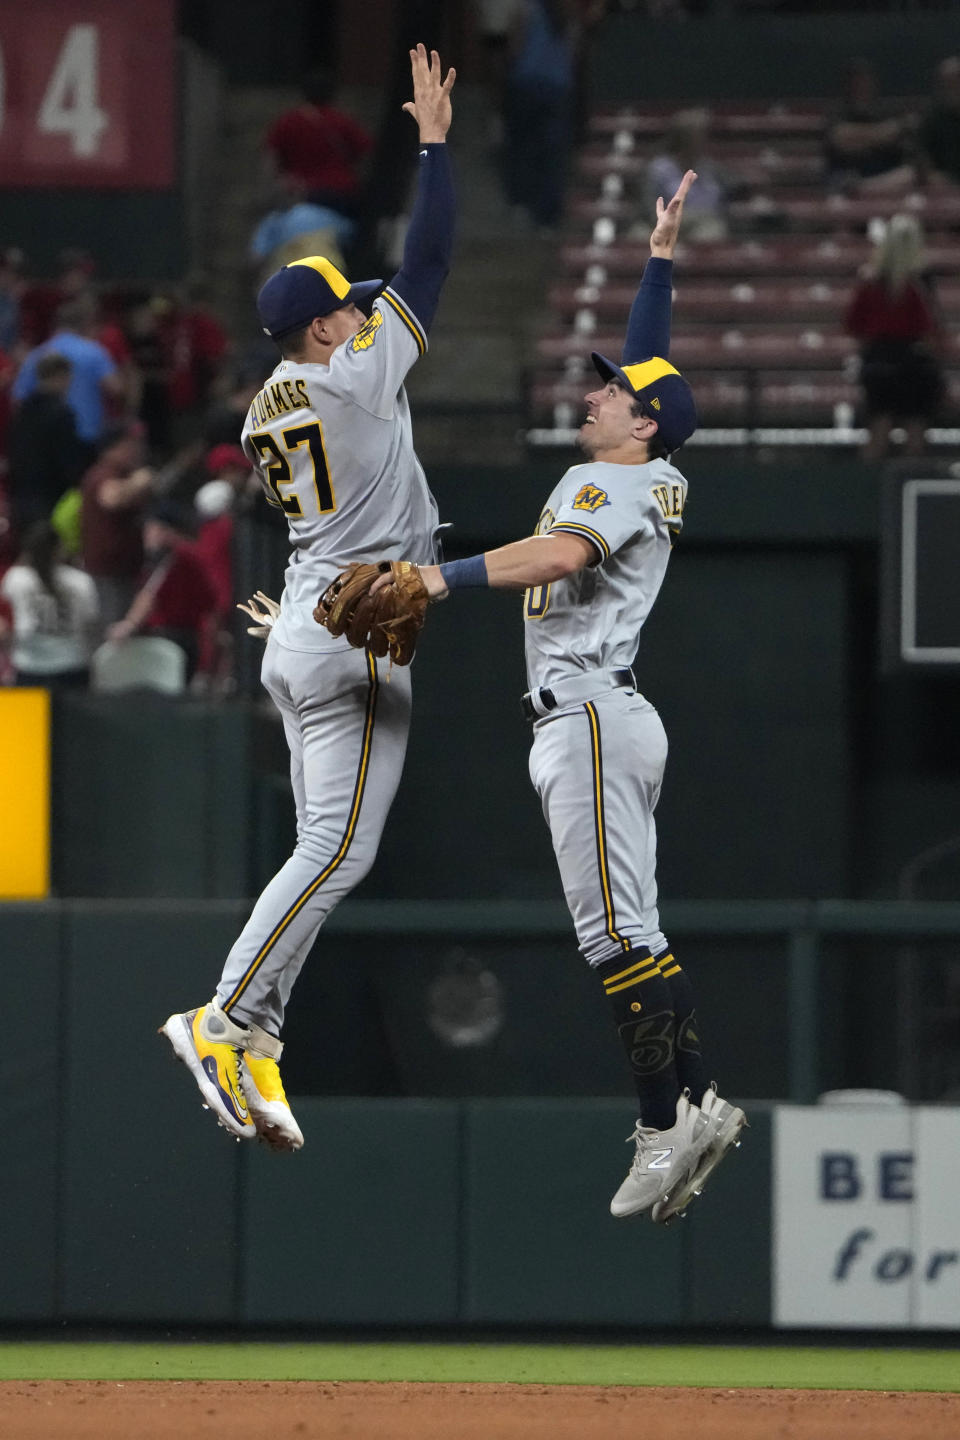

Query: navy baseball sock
left=654, top=948, right=708, bottom=1107
left=596, top=950, right=680, bottom=1132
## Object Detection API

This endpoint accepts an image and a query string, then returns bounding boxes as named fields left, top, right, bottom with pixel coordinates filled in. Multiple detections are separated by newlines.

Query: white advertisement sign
left=774, top=1105, right=960, bottom=1329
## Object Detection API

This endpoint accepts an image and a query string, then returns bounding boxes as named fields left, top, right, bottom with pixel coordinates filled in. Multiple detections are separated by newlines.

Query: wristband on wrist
left=437, top=554, right=488, bottom=590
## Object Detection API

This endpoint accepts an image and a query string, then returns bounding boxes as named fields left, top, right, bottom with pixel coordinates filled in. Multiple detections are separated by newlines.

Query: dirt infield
left=2, top=1381, right=959, bottom=1439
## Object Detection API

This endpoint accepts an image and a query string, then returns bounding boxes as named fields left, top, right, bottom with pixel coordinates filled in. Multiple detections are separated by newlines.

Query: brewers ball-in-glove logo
left=351, top=310, right=384, bottom=352
left=572, top=483, right=610, bottom=513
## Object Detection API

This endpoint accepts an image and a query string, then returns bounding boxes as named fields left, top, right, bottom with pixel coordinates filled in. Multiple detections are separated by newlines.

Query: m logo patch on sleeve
left=572, top=483, right=610, bottom=513
left=351, top=310, right=384, bottom=352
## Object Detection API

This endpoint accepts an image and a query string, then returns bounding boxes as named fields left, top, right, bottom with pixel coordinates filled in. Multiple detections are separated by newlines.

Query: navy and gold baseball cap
left=257, top=256, right=383, bottom=340
left=591, top=352, right=698, bottom=452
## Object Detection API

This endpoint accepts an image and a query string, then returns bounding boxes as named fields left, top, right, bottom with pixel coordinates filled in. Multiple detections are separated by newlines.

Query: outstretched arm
left=621, top=168, right=696, bottom=365
left=388, top=45, right=457, bottom=334
left=371, top=533, right=596, bottom=601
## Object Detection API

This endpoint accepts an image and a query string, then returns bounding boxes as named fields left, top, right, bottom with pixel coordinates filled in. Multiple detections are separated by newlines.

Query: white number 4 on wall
left=37, top=24, right=109, bottom=159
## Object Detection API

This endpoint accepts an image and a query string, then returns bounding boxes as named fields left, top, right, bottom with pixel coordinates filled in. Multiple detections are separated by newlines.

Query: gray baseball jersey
left=523, top=456, right=687, bottom=691
left=524, top=455, right=687, bottom=966
left=241, top=289, right=441, bottom=653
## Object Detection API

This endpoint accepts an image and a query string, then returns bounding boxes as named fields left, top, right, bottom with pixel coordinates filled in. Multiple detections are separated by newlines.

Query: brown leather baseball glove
left=313, top=560, right=429, bottom=666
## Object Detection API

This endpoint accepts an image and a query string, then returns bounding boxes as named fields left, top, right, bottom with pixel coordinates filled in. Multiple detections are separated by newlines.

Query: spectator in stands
left=0, top=248, right=23, bottom=355
left=248, top=184, right=354, bottom=282
left=0, top=338, right=14, bottom=476
left=80, top=421, right=154, bottom=628
left=263, top=67, right=373, bottom=222
left=824, top=58, right=916, bottom=195
left=203, top=362, right=268, bottom=450
left=0, top=521, right=99, bottom=687
left=502, top=0, right=578, bottom=233
left=192, top=444, right=255, bottom=693
left=157, top=279, right=231, bottom=444
left=918, top=55, right=960, bottom=189
left=5, top=353, right=87, bottom=535
left=107, top=500, right=216, bottom=681
left=643, top=108, right=729, bottom=243
left=845, top=214, right=944, bottom=462
left=17, top=247, right=98, bottom=347
left=12, top=296, right=126, bottom=460
left=472, top=0, right=525, bottom=147
left=125, top=297, right=173, bottom=458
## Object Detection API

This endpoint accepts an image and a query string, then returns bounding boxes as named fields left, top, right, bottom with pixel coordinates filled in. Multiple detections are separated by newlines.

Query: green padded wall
left=463, top=1100, right=685, bottom=1326
left=241, top=1099, right=461, bottom=1324
left=686, top=1107, right=772, bottom=1327
left=0, top=902, right=778, bottom=1327
left=58, top=903, right=248, bottom=1321
left=0, top=905, right=62, bottom=1319
left=279, top=934, right=789, bottom=1102
left=52, top=696, right=251, bottom=899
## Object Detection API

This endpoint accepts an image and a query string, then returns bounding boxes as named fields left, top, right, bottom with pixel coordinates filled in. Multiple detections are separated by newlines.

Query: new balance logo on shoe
left=648, top=1148, right=674, bottom=1169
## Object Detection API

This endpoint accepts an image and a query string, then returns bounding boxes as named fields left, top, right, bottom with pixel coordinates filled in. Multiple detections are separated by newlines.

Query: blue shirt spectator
left=249, top=200, right=355, bottom=266
left=12, top=296, right=121, bottom=445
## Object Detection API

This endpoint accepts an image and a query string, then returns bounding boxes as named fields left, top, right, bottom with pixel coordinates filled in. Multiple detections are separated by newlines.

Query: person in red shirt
left=264, top=68, right=373, bottom=219
left=153, top=283, right=231, bottom=432
left=80, top=422, right=154, bottom=628
left=192, top=444, right=255, bottom=691
left=845, top=214, right=945, bottom=460
left=107, top=500, right=216, bottom=681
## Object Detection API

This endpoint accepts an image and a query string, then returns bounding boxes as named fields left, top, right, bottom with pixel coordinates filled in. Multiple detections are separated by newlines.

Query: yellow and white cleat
left=241, top=1032, right=304, bottom=1152
left=160, top=1002, right=256, bottom=1140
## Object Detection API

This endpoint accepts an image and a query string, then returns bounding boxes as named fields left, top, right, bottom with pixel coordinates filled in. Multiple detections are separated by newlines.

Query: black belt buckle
left=520, top=686, right=556, bottom=721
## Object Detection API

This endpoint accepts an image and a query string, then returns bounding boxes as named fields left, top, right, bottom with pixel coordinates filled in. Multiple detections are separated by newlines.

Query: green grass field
left=0, top=1342, right=958, bottom=1390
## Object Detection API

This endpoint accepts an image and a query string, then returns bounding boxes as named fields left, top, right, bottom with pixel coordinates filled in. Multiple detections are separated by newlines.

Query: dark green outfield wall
left=0, top=902, right=771, bottom=1327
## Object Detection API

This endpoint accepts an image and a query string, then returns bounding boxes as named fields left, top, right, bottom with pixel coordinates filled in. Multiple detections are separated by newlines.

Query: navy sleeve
left=388, top=143, right=455, bottom=334
left=621, top=256, right=673, bottom=364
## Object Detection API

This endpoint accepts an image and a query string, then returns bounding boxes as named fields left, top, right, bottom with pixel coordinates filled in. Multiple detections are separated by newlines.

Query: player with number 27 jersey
left=242, top=293, right=441, bottom=654
left=160, top=47, right=456, bottom=1155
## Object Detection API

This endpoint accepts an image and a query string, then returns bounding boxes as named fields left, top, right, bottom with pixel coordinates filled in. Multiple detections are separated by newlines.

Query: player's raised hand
left=402, top=43, right=456, bottom=143
left=650, top=168, right=697, bottom=258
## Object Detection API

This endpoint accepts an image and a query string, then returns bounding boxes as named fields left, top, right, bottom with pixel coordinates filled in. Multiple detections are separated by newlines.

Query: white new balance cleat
left=610, top=1092, right=709, bottom=1219
left=651, top=1084, right=746, bottom=1224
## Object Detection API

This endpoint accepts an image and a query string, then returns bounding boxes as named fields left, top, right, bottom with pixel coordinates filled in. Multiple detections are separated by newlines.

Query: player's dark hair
left=630, top=398, right=671, bottom=461
left=278, top=325, right=310, bottom=359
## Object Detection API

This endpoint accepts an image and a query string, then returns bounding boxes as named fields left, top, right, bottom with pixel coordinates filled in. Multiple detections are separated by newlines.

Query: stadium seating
left=530, top=100, right=960, bottom=441
left=91, top=637, right=187, bottom=695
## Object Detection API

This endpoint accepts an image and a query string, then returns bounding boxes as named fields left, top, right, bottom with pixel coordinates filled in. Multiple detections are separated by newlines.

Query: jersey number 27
left=250, top=422, right=335, bottom=518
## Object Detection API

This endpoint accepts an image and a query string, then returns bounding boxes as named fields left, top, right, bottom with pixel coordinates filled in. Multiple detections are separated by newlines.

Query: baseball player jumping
left=367, top=169, right=745, bottom=1221
left=160, top=45, right=456, bottom=1151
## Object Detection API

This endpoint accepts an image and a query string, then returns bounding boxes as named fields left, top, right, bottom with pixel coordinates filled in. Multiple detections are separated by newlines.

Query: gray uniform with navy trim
left=216, top=289, right=440, bottom=1032
left=524, top=455, right=687, bottom=966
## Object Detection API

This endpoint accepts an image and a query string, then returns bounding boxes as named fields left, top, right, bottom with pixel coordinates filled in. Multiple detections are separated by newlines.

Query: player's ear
left=630, top=411, right=658, bottom=444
